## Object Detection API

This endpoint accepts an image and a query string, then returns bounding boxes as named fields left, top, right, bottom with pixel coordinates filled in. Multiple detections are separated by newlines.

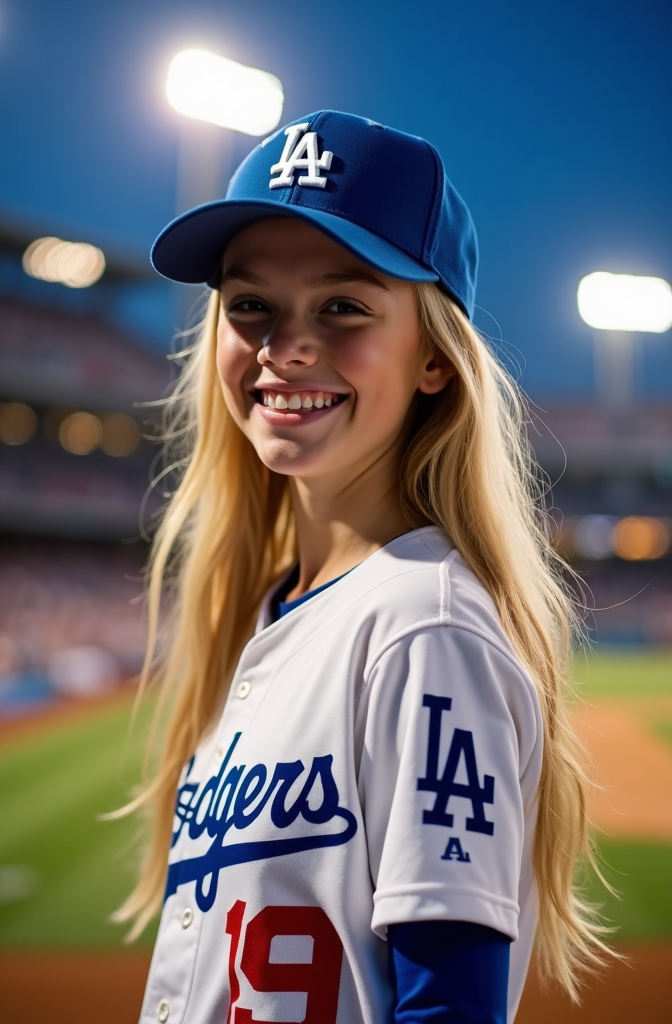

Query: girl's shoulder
left=357, top=529, right=543, bottom=764
left=344, top=526, right=505, bottom=648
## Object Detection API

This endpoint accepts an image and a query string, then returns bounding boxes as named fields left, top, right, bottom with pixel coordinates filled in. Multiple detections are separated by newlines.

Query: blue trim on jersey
left=271, top=567, right=351, bottom=622
left=388, top=920, right=510, bottom=1024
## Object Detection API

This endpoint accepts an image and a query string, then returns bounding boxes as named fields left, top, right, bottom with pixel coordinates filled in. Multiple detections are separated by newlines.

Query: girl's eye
left=227, top=298, right=272, bottom=316
left=323, top=300, right=368, bottom=315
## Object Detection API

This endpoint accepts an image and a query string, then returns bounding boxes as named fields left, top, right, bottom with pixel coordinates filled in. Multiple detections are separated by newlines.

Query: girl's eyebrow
left=306, top=272, right=391, bottom=292
left=220, top=267, right=391, bottom=293
left=221, top=267, right=266, bottom=286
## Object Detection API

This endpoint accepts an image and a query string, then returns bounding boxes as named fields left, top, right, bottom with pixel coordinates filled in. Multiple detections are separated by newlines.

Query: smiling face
left=216, top=218, right=451, bottom=487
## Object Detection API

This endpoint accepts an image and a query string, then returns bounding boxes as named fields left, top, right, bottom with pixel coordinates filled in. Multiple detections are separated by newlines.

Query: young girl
left=120, top=111, right=607, bottom=1024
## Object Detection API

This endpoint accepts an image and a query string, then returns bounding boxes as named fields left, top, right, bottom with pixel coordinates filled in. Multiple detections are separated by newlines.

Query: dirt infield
left=0, top=945, right=670, bottom=1024
left=575, top=695, right=672, bottom=841
left=0, top=951, right=150, bottom=1024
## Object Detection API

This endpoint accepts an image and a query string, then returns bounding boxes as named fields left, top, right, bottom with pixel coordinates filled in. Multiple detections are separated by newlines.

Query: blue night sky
left=0, top=0, right=670, bottom=397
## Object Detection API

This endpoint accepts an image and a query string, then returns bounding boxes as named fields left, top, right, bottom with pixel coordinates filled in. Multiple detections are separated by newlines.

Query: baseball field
left=0, top=650, right=670, bottom=1023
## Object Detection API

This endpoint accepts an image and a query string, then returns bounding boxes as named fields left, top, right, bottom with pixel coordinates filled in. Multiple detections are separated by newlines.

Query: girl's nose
left=257, top=316, right=318, bottom=368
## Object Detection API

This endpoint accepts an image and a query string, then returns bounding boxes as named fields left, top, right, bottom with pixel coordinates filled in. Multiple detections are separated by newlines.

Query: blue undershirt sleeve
left=388, top=920, right=511, bottom=1024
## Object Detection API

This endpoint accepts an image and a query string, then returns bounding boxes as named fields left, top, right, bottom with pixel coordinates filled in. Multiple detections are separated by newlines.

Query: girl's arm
left=389, top=920, right=510, bottom=1024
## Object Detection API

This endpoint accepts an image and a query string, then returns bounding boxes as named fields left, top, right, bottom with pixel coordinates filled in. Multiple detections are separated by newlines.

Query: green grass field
left=0, top=697, right=158, bottom=949
left=0, top=651, right=670, bottom=951
left=572, top=650, right=672, bottom=698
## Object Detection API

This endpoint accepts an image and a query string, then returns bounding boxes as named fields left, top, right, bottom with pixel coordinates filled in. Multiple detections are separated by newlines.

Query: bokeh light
left=572, top=514, right=615, bottom=559
left=577, top=272, right=672, bottom=333
left=0, top=402, right=38, bottom=445
left=166, top=49, right=284, bottom=135
left=22, top=236, right=106, bottom=288
left=100, top=413, right=140, bottom=457
left=58, top=411, right=103, bottom=455
left=613, top=516, right=670, bottom=561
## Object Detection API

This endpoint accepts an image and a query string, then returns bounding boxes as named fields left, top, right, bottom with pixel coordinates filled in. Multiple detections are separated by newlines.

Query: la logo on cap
left=269, top=123, right=334, bottom=190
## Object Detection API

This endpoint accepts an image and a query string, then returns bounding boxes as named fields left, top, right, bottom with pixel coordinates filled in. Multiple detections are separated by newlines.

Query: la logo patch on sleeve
left=417, top=695, right=495, bottom=863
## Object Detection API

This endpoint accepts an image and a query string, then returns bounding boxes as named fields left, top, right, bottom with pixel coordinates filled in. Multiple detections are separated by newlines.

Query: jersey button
left=181, top=907, right=193, bottom=929
left=156, top=999, right=170, bottom=1022
left=236, top=680, right=251, bottom=699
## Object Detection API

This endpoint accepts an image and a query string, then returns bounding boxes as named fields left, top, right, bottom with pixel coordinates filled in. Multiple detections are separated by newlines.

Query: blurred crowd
left=0, top=540, right=149, bottom=713
left=575, top=560, right=672, bottom=648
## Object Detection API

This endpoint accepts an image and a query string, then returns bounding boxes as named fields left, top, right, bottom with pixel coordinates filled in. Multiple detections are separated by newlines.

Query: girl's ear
left=417, top=349, right=456, bottom=395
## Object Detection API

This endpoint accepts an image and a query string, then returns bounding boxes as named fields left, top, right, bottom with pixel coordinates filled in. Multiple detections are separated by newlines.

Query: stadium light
left=577, top=272, right=672, bottom=333
left=578, top=271, right=672, bottom=407
left=166, top=49, right=283, bottom=136
left=23, top=237, right=105, bottom=288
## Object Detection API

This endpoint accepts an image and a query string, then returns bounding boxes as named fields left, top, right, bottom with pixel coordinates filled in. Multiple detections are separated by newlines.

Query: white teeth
left=261, top=390, right=341, bottom=410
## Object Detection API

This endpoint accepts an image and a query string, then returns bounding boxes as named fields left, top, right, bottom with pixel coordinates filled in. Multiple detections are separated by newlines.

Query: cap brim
left=151, top=200, right=439, bottom=288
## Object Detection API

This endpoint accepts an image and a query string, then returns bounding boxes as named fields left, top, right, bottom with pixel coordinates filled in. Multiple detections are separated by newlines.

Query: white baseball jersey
left=140, top=527, right=543, bottom=1024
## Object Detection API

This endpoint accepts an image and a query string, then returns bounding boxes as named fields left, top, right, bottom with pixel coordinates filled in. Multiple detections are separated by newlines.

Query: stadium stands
left=0, top=239, right=172, bottom=712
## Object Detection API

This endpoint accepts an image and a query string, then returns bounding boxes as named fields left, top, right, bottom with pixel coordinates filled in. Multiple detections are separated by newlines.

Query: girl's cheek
left=327, top=331, right=388, bottom=383
left=216, top=324, right=255, bottom=393
left=332, top=328, right=420, bottom=405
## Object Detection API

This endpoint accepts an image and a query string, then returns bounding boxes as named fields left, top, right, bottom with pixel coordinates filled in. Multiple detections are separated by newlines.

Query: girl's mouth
left=253, top=389, right=348, bottom=412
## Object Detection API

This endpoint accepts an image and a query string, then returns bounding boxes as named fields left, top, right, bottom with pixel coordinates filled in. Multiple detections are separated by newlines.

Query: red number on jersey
left=231, top=905, right=343, bottom=1024
left=225, top=901, right=246, bottom=1024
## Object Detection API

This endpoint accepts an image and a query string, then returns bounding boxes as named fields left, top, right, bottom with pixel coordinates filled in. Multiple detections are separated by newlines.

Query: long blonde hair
left=116, top=283, right=609, bottom=997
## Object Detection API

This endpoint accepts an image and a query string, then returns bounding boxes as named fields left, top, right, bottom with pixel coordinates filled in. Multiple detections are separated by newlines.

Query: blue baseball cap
left=151, top=110, right=478, bottom=319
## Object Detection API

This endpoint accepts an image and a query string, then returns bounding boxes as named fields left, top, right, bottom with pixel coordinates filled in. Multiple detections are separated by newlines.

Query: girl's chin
left=251, top=438, right=334, bottom=478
